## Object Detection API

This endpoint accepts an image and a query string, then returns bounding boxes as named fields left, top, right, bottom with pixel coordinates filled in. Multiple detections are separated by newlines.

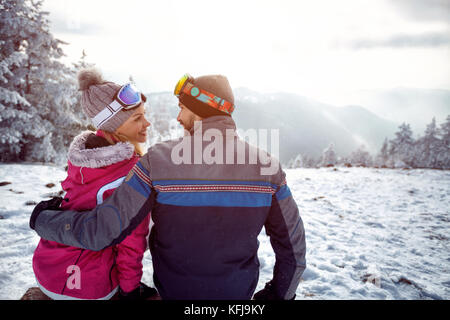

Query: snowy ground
left=0, top=164, right=449, bottom=300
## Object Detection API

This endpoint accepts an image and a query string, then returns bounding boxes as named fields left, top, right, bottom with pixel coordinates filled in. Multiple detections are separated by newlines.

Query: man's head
left=177, top=101, right=202, bottom=131
left=174, top=74, right=235, bottom=131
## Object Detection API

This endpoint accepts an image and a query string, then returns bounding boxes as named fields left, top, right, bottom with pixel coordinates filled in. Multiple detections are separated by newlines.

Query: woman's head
left=77, top=68, right=151, bottom=154
left=78, top=68, right=144, bottom=133
left=115, top=103, right=150, bottom=143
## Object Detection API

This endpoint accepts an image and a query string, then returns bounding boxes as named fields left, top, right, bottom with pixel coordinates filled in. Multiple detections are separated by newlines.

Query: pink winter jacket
left=33, top=131, right=151, bottom=300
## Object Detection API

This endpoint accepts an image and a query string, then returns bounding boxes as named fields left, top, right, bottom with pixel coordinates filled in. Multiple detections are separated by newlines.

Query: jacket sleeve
left=265, top=167, right=306, bottom=300
left=33, top=157, right=154, bottom=251
left=115, top=213, right=151, bottom=293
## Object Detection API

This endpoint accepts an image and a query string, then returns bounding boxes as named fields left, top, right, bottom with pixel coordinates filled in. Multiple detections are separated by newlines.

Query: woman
left=32, top=68, right=156, bottom=300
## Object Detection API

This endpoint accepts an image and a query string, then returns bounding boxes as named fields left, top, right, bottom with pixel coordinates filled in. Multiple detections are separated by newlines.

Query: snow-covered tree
left=288, top=154, right=303, bottom=168
left=290, top=154, right=318, bottom=168
left=415, top=118, right=441, bottom=168
left=303, top=155, right=319, bottom=168
left=73, top=50, right=92, bottom=72
left=349, top=145, right=372, bottom=167
left=389, top=123, right=415, bottom=168
left=440, top=115, right=450, bottom=147
left=0, top=0, right=89, bottom=163
left=321, top=143, right=337, bottom=167
left=375, top=138, right=389, bottom=167
left=19, top=0, right=77, bottom=163
left=0, top=0, right=39, bottom=161
left=437, top=115, right=450, bottom=169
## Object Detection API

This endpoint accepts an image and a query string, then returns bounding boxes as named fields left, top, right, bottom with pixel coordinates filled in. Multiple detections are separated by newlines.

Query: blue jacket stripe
left=275, top=185, right=292, bottom=201
left=125, top=173, right=151, bottom=198
left=157, top=191, right=272, bottom=207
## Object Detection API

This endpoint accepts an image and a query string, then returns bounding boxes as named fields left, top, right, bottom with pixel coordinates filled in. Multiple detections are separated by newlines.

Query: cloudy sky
left=42, top=0, right=450, bottom=106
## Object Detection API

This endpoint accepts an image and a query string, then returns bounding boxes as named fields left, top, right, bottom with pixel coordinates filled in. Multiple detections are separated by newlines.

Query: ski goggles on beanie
left=92, top=83, right=146, bottom=128
left=174, top=73, right=235, bottom=116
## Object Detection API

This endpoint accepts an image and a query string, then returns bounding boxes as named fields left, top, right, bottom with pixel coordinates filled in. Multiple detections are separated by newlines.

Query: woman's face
left=115, top=103, right=150, bottom=143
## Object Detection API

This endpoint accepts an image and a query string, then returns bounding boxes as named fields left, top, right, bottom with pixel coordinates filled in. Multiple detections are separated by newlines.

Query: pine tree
left=0, top=0, right=89, bottom=163
left=375, top=138, right=389, bottom=167
left=286, top=158, right=294, bottom=169
left=389, top=123, right=415, bottom=168
left=0, top=0, right=39, bottom=161
left=289, top=154, right=303, bottom=168
left=20, top=0, right=75, bottom=163
left=321, top=143, right=337, bottom=167
left=72, top=50, right=90, bottom=71
left=416, top=117, right=441, bottom=168
left=303, top=154, right=318, bottom=168
left=437, top=115, right=450, bottom=169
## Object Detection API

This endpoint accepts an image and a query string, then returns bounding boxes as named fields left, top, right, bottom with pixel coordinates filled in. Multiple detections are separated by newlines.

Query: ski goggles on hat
left=92, top=83, right=144, bottom=128
left=174, top=73, right=235, bottom=115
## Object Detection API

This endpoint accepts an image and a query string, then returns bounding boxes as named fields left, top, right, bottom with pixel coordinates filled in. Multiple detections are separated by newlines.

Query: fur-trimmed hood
left=67, top=131, right=135, bottom=168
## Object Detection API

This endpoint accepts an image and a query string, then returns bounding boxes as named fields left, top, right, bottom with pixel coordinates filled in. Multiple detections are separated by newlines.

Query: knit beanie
left=78, top=68, right=139, bottom=132
left=179, top=74, right=235, bottom=118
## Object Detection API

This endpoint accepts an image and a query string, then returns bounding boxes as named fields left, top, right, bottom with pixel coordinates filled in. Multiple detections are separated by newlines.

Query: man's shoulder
left=239, top=139, right=285, bottom=185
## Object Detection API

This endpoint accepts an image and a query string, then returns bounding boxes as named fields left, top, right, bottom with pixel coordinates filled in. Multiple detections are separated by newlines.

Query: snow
left=0, top=164, right=449, bottom=300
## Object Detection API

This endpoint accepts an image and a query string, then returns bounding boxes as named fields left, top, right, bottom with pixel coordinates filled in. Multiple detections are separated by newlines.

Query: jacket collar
left=67, top=131, right=135, bottom=168
left=189, top=116, right=237, bottom=135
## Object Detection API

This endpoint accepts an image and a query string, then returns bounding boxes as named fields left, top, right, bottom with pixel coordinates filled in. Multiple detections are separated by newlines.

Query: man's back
left=143, top=116, right=304, bottom=299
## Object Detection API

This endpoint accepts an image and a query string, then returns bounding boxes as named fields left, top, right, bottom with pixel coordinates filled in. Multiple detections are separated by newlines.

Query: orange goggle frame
left=174, top=73, right=235, bottom=115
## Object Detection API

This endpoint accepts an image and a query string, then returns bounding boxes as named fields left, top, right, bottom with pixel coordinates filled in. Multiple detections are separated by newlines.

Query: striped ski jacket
left=34, top=116, right=306, bottom=300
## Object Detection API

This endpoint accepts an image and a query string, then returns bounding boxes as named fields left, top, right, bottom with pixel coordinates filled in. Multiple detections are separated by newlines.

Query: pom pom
left=78, top=68, right=104, bottom=91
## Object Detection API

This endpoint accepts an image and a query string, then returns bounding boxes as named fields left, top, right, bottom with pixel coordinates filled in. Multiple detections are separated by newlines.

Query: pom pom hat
left=78, top=68, right=145, bottom=132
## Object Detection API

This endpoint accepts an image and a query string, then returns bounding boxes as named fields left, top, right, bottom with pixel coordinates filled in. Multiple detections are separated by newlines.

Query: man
left=30, top=74, right=306, bottom=300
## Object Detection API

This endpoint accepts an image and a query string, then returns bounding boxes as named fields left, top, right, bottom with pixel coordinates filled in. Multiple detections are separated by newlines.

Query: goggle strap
left=181, top=83, right=234, bottom=115
left=92, top=100, right=123, bottom=128
left=109, top=100, right=123, bottom=112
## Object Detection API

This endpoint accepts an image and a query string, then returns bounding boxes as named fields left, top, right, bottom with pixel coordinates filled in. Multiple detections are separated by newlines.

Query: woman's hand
left=29, top=197, right=63, bottom=230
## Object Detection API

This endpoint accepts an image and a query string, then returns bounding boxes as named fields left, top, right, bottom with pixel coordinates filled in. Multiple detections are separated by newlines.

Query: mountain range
left=145, top=87, right=448, bottom=164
